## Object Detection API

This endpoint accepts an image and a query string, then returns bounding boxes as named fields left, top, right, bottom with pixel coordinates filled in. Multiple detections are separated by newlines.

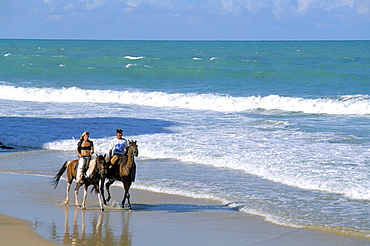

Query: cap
left=116, top=129, right=123, bottom=133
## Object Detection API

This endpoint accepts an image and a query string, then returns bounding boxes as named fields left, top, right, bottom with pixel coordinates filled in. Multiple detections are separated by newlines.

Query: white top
left=108, top=137, right=129, bottom=155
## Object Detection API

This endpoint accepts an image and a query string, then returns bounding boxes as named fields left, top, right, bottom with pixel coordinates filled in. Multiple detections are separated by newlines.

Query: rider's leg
left=76, top=157, right=85, bottom=183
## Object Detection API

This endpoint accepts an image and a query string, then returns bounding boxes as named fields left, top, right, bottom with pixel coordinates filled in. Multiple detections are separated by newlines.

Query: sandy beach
left=0, top=172, right=369, bottom=245
left=0, top=214, right=58, bottom=246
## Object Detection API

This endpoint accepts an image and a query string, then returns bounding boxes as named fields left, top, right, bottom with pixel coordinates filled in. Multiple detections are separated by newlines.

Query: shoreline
left=0, top=172, right=369, bottom=245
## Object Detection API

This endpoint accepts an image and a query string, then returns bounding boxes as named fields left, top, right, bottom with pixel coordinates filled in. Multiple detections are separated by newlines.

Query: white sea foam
left=40, top=128, right=370, bottom=201
left=124, top=56, right=144, bottom=60
left=43, top=138, right=111, bottom=155
left=1, top=86, right=370, bottom=115
left=125, top=64, right=136, bottom=68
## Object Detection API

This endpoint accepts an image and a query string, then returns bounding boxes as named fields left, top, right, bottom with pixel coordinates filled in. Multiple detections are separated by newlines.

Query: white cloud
left=216, top=0, right=370, bottom=18
left=43, top=0, right=57, bottom=11
left=356, top=2, right=370, bottom=16
left=83, top=0, right=105, bottom=10
left=126, top=0, right=142, bottom=8
left=47, top=14, right=63, bottom=21
left=221, top=0, right=242, bottom=14
left=219, top=0, right=268, bottom=14
left=273, top=0, right=291, bottom=19
left=296, top=0, right=370, bottom=16
left=297, top=0, right=316, bottom=13
left=42, top=0, right=108, bottom=12
left=39, top=0, right=370, bottom=21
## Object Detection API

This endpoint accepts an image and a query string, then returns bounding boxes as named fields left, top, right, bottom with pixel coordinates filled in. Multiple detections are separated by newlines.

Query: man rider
left=108, top=129, right=129, bottom=167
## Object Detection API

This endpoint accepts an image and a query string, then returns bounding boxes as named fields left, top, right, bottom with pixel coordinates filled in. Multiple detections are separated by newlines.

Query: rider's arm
left=76, top=141, right=82, bottom=158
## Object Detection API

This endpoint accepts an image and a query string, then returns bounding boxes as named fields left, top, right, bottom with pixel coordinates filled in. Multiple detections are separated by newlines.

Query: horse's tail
left=51, top=161, right=69, bottom=189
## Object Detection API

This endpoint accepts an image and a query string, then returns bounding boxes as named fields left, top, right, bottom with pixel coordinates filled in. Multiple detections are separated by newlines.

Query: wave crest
left=1, top=86, right=370, bottom=115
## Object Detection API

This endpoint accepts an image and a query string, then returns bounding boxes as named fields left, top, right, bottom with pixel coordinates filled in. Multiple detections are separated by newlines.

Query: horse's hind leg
left=122, top=190, right=132, bottom=210
left=122, top=190, right=131, bottom=210
left=96, top=184, right=104, bottom=212
left=122, top=182, right=132, bottom=210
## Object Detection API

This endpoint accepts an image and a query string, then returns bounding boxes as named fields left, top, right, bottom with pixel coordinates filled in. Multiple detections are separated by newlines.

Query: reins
left=127, top=145, right=137, bottom=157
left=92, top=155, right=107, bottom=176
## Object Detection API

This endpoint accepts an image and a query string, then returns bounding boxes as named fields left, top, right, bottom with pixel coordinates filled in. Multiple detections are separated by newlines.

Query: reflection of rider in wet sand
left=108, top=129, right=129, bottom=167
left=76, top=131, right=94, bottom=184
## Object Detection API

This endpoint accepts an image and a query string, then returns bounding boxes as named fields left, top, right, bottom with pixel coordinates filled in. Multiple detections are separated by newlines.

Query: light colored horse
left=102, top=140, right=138, bottom=210
left=52, top=154, right=107, bottom=211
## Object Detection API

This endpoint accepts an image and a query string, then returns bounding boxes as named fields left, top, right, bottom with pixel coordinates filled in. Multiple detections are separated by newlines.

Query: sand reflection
left=57, top=206, right=132, bottom=245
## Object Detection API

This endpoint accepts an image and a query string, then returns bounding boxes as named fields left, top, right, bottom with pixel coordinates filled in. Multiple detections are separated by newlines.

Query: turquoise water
left=0, top=39, right=370, bottom=238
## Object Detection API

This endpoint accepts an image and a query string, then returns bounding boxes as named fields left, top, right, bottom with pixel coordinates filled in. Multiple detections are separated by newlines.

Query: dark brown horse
left=102, top=140, right=138, bottom=210
left=52, top=154, right=108, bottom=211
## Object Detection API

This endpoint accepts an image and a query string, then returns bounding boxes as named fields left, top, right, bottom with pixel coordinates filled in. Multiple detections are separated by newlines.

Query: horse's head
left=128, top=140, right=138, bottom=157
left=95, top=154, right=108, bottom=176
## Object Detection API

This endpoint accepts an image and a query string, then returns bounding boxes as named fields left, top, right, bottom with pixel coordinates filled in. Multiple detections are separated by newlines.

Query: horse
left=52, top=154, right=108, bottom=211
left=101, top=140, right=138, bottom=210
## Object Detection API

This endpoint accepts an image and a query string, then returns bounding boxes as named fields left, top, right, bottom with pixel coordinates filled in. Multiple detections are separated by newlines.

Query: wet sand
left=0, top=214, right=58, bottom=246
left=0, top=172, right=369, bottom=245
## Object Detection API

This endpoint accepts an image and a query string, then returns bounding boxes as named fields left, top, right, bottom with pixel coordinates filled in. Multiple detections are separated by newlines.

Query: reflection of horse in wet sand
left=102, top=140, right=138, bottom=210
left=59, top=206, right=132, bottom=245
left=52, top=154, right=107, bottom=211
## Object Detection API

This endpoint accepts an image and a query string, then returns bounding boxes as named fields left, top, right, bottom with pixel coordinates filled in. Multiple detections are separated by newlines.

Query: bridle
left=127, top=144, right=138, bottom=157
left=95, top=155, right=108, bottom=176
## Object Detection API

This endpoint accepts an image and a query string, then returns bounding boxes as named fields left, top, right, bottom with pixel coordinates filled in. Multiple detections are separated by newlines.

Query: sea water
left=0, top=39, right=369, bottom=237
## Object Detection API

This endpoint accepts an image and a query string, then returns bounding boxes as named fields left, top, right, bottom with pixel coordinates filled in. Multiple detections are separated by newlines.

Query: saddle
left=74, top=159, right=95, bottom=178
left=84, top=159, right=96, bottom=178
left=106, top=155, right=132, bottom=178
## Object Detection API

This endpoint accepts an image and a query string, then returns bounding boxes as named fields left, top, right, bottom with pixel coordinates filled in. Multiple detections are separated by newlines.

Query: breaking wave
left=1, top=85, right=370, bottom=115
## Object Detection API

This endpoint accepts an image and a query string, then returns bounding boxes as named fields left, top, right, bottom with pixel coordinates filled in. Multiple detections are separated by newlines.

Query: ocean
left=0, top=39, right=369, bottom=238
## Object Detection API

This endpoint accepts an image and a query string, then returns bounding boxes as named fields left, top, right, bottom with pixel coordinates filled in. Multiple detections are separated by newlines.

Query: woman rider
left=76, top=131, right=94, bottom=183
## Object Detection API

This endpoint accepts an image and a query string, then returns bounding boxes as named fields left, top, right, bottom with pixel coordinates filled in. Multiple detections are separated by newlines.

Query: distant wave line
left=1, top=86, right=370, bottom=115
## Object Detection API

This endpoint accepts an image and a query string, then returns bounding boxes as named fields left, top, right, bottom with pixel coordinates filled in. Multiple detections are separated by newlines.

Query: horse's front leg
left=64, top=182, right=71, bottom=205
left=96, top=184, right=104, bottom=212
left=81, top=185, right=88, bottom=210
left=74, top=183, right=81, bottom=207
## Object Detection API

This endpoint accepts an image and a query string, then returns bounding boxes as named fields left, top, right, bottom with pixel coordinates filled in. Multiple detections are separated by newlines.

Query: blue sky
left=1, top=0, right=369, bottom=40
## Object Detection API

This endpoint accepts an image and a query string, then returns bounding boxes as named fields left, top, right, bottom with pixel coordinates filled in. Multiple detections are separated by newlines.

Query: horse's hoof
left=63, top=201, right=68, bottom=205
left=101, top=208, right=104, bottom=212
left=82, top=207, right=86, bottom=210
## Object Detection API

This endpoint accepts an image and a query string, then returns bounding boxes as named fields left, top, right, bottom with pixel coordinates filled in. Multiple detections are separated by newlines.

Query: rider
left=108, top=129, right=129, bottom=167
left=76, top=131, right=94, bottom=183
